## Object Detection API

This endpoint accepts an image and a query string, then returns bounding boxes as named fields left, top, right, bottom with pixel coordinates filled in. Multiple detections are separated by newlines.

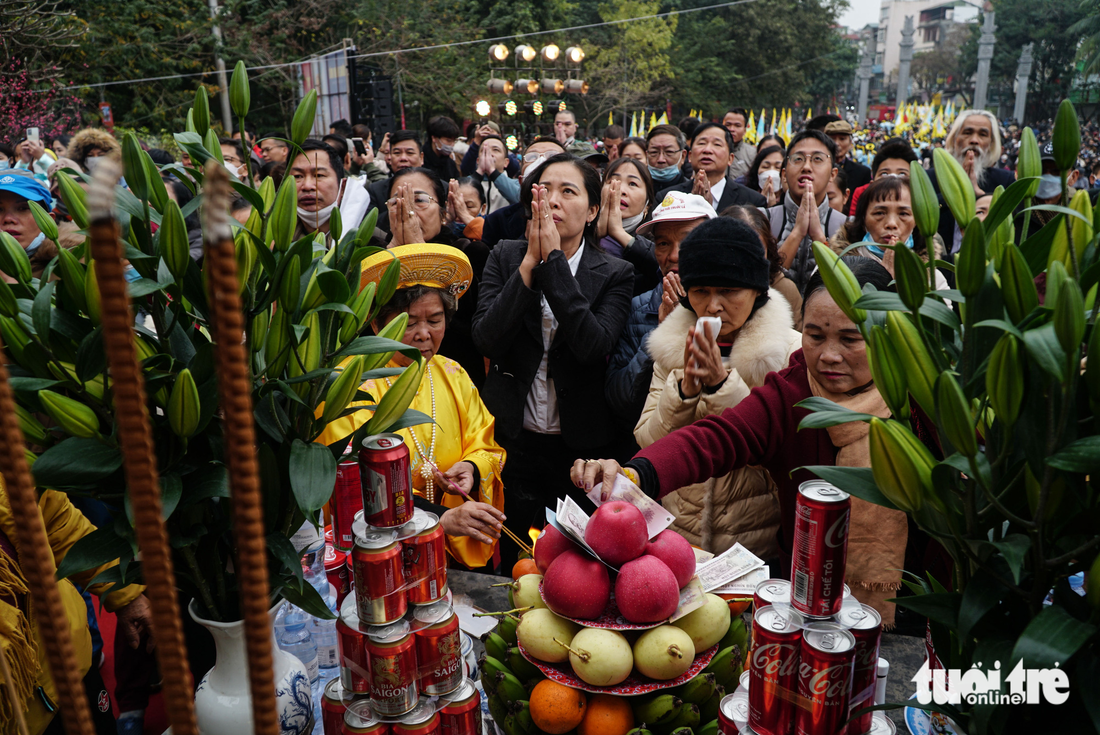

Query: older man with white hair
left=930, top=110, right=1015, bottom=255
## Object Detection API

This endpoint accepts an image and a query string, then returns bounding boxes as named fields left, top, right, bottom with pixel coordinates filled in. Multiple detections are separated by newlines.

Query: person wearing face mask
left=0, top=170, right=61, bottom=279
left=634, top=217, right=799, bottom=555
left=745, top=145, right=785, bottom=207
left=644, top=125, right=690, bottom=191
left=0, top=143, right=13, bottom=171
left=65, top=128, right=120, bottom=175
left=423, top=115, right=462, bottom=183
left=1022, top=141, right=1083, bottom=239
left=290, top=139, right=374, bottom=242
left=479, top=137, right=566, bottom=246
left=596, top=157, right=658, bottom=294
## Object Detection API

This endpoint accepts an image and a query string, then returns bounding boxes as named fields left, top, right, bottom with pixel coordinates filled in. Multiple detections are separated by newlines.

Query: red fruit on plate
left=584, top=501, right=648, bottom=566
left=534, top=524, right=580, bottom=574
left=615, top=555, right=680, bottom=623
left=542, top=549, right=611, bottom=620
left=644, top=529, right=696, bottom=588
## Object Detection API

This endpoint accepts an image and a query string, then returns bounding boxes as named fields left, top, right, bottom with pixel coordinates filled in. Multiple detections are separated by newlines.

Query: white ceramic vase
left=189, top=600, right=314, bottom=735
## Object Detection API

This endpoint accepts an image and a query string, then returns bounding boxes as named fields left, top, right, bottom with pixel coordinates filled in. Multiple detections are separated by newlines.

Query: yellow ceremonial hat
left=360, top=244, right=473, bottom=299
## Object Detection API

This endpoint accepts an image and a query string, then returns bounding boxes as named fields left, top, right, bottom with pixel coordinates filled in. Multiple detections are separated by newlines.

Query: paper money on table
left=669, top=576, right=707, bottom=622
left=695, top=543, right=765, bottom=592
left=693, top=548, right=715, bottom=565
left=711, top=565, right=771, bottom=596
left=587, top=473, right=674, bottom=539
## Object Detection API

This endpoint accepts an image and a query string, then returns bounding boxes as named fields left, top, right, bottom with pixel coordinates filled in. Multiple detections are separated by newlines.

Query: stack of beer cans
left=716, top=481, right=895, bottom=735
left=322, top=433, right=483, bottom=735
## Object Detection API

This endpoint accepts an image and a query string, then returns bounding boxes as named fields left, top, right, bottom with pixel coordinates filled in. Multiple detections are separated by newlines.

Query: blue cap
left=0, top=170, right=52, bottom=207
left=0, top=170, right=51, bottom=206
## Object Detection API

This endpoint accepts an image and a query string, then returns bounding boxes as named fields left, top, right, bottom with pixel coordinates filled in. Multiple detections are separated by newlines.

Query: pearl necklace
left=384, top=364, right=437, bottom=503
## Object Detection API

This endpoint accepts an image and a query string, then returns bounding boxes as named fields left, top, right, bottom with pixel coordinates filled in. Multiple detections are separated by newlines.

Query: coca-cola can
left=326, top=544, right=351, bottom=607
left=718, top=693, right=740, bottom=735
left=790, top=481, right=850, bottom=618
left=836, top=604, right=883, bottom=735
left=413, top=602, right=463, bottom=695
left=749, top=605, right=803, bottom=735
left=867, top=714, right=896, bottom=735
left=360, top=434, right=414, bottom=528
left=324, top=677, right=361, bottom=735
left=440, top=679, right=482, bottom=735
left=353, top=528, right=407, bottom=625
left=366, top=620, right=420, bottom=716
left=794, top=625, right=856, bottom=735
left=393, top=700, right=440, bottom=735
left=335, top=459, right=366, bottom=551
left=753, top=579, right=791, bottom=613
left=402, top=510, right=448, bottom=605
left=343, top=699, right=390, bottom=735
left=339, top=595, right=371, bottom=694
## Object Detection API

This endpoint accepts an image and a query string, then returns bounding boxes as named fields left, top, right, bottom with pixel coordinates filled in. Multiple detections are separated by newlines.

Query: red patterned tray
left=517, top=641, right=718, bottom=696
left=540, top=582, right=665, bottom=630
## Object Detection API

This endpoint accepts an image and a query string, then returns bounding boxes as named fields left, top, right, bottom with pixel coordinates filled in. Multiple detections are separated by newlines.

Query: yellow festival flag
left=770, top=108, right=777, bottom=134
left=657, top=111, right=669, bottom=125
left=629, top=112, right=638, bottom=138
left=746, top=110, right=756, bottom=144
left=608, top=111, right=614, bottom=126
left=806, top=107, right=812, bottom=120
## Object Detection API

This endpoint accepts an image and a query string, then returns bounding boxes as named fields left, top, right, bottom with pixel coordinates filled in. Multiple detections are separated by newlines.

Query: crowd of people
left=2, top=101, right=1098, bottom=734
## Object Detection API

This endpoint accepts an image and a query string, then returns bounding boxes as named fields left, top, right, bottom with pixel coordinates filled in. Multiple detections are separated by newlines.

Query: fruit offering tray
left=516, top=641, right=718, bottom=696
left=539, top=583, right=664, bottom=630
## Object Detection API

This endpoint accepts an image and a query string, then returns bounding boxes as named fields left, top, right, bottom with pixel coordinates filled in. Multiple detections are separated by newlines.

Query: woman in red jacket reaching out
left=571, top=256, right=935, bottom=628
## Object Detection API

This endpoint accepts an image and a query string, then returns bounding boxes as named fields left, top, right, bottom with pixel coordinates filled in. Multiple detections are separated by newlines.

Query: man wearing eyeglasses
left=654, top=123, right=766, bottom=212
left=763, top=130, right=846, bottom=294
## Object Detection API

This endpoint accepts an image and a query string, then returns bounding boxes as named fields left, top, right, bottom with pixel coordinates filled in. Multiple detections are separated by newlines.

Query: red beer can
left=353, top=529, right=407, bottom=625
left=335, top=459, right=366, bottom=551
left=393, top=700, right=440, bottom=735
left=794, top=625, right=856, bottom=735
left=790, top=480, right=850, bottom=618
left=366, top=621, right=420, bottom=716
left=339, top=595, right=371, bottom=694
left=344, top=700, right=390, bottom=735
left=402, top=510, right=449, bottom=605
left=749, top=605, right=803, bottom=735
left=413, top=602, right=463, bottom=695
left=440, top=679, right=482, bottom=735
left=327, top=544, right=351, bottom=607
left=324, top=677, right=361, bottom=735
left=836, top=604, right=883, bottom=735
left=360, top=434, right=414, bottom=528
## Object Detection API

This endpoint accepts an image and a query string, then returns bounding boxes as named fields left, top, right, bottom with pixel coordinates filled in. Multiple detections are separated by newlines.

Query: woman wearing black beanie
left=633, top=216, right=802, bottom=557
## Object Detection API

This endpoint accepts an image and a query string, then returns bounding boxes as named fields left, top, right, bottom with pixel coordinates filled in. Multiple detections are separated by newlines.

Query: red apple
left=584, top=501, right=648, bottom=566
left=645, top=529, right=697, bottom=588
left=615, top=555, right=681, bottom=623
left=533, top=524, right=580, bottom=573
left=542, top=549, right=611, bottom=620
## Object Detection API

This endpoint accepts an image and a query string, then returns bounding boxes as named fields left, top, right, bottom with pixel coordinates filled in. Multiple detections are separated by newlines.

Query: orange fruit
left=530, top=680, right=587, bottom=735
left=512, top=558, right=540, bottom=580
left=578, top=694, right=634, bottom=735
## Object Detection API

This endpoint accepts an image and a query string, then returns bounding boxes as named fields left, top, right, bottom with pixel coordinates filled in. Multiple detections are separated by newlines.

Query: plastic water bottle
left=312, top=590, right=339, bottom=673
left=277, top=614, right=319, bottom=684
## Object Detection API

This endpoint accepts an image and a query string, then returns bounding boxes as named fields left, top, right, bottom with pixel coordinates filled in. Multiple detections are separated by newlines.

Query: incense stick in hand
left=423, top=457, right=532, bottom=554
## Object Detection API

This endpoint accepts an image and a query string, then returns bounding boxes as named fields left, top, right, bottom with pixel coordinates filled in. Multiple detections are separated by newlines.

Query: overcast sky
left=839, top=0, right=881, bottom=30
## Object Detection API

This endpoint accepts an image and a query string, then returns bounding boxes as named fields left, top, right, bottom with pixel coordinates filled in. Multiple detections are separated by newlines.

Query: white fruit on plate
left=513, top=574, right=547, bottom=610
left=557, top=627, right=633, bottom=686
left=672, top=593, right=730, bottom=652
left=632, top=624, right=696, bottom=680
left=516, top=608, right=581, bottom=663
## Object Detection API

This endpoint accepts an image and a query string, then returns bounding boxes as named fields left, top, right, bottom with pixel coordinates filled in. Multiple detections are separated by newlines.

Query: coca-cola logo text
left=800, top=661, right=852, bottom=699
left=752, top=644, right=799, bottom=678
left=824, top=510, right=850, bottom=549
left=853, top=642, right=879, bottom=669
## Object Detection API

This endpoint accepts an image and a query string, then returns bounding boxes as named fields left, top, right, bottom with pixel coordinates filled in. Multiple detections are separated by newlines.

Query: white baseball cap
left=636, top=191, right=717, bottom=236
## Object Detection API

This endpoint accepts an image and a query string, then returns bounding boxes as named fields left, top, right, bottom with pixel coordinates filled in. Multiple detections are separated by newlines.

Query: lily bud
left=27, top=201, right=59, bottom=242
left=0, top=280, right=18, bottom=318
left=322, top=356, right=365, bottom=425
left=269, top=177, right=298, bottom=252
left=1016, top=128, right=1041, bottom=197
left=362, top=312, right=409, bottom=371
left=999, top=244, right=1039, bottom=324
left=39, top=390, right=100, bottom=439
left=279, top=255, right=301, bottom=310
left=868, top=326, right=909, bottom=420
left=1053, top=278, right=1085, bottom=356
left=291, top=90, right=318, bottom=148
left=869, top=418, right=927, bottom=513
left=192, top=87, right=210, bottom=135
left=909, top=162, right=940, bottom=240
left=893, top=245, right=927, bottom=312
left=811, top=241, right=865, bottom=323
left=1052, top=99, right=1080, bottom=174
left=885, top=311, right=938, bottom=416
left=954, top=216, right=987, bottom=298
left=0, top=232, right=33, bottom=284
left=230, top=60, right=251, bottom=117
left=935, top=372, right=977, bottom=457
left=167, top=368, right=201, bottom=438
left=55, top=172, right=89, bottom=230
left=366, top=357, right=424, bottom=435
left=121, top=133, right=149, bottom=202
left=264, top=307, right=291, bottom=377
left=987, top=333, right=1024, bottom=427
left=160, top=199, right=191, bottom=281
left=933, top=148, right=975, bottom=228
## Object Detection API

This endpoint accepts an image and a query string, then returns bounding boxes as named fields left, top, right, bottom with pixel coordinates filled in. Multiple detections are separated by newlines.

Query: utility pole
left=207, top=0, right=233, bottom=134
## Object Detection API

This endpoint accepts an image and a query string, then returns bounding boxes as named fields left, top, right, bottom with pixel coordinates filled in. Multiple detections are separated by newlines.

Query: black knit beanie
left=677, top=217, right=771, bottom=312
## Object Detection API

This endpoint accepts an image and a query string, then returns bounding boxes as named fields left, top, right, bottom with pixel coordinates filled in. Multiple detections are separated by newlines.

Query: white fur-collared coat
left=635, top=292, right=802, bottom=557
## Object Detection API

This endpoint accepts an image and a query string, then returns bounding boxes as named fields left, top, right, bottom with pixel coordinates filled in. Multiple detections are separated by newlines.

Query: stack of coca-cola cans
left=320, top=433, right=482, bottom=735
left=716, top=480, right=895, bottom=735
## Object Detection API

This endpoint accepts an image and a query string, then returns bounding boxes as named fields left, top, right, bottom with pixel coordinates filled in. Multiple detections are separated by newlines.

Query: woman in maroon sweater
left=572, top=257, right=938, bottom=627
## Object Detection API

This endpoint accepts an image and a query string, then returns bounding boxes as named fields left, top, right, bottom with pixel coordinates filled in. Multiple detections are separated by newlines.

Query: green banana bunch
left=361, top=312, right=410, bottom=371
left=230, top=60, right=250, bottom=117
left=340, top=282, right=377, bottom=345
left=718, top=616, right=747, bottom=652
left=291, top=90, right=318, bottom=147
left=168, top=368, right=201, bottom=438
left=251, top=309, right=270, bottom=354
left=506, top=646, right=544, bottom=685
left=364, top=357, right=423, bottom=435
left=987, top=333, right=1024, bottom=427
left=85, top=260, right=102, bottom=325
left=678, top=673, right=716, bottom=706
left=480, top=655, right=514, bottom=682
left=498, top=615, right=519, bottom=645
left=509, top=700, right=534, bottom=735
left=0, top=316, right=30, bottom=362
left=55, top=247, right=87, bottom=312
left=487, top=695, right=509, bottom=730
left=1053, top=277, right=1085, bottom=356
left=697, top=686, right=724, bottom=725
left=494, top=670, right=528, bottom=704
left=39, top=389, right=100, bottom=439
left=697, top=721, right=718, bottom=735
left=269, top=177, right=298, bottom=252
left=279, top=256, right=302, bottom=310
left=668, top=728, right=694, bottom=735
left=908, top=161, right=940, bottom=240
left=932, top=147, right=976, bottom=228
left=954, top=216, right=987, bottom=298
left=160, top=199, right=191, bottom=281
left=0, top=232, right=32, bottom=284
left=984, top=187, right=1013, bottom=268
left=1016, top=127, right=1041, bottom=197
left=658, top=702, right=699, bottom=735
left=27, top=201, right=59, bottom=243
left=999, top=244, right=1038, bottom=324
left=868, top=326, right=910, bottom=420
left=893, top=245, right=927, bottom=312
left=868, top=418, right=936, bottom=513
left=321, top=357, right=364, bottom=424
left=885, top=311, right=938, bottom=417
left=811, top=241, right=865, bottom=324
left=192, top=87, right=210, bottom=135
left=1052, top=99, right=1080, bottom=173
left=55, top=171, right=89, bottom=229
left=0, top=279, right=17, bottom=319
left=626, top=728, right=656, bottom=735
left=633, top=695, right=683, bottom=728
left=935, top=372, right=977, bottom=457
left=483, top=632, right=509, bottom=662
left=16, top=404, right=50, bottom=446
left=702, top=645, right=741, bottom=692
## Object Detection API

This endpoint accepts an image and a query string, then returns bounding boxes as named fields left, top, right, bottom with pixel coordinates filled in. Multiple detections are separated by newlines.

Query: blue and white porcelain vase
left=189, top=600, right=313, bottom=734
